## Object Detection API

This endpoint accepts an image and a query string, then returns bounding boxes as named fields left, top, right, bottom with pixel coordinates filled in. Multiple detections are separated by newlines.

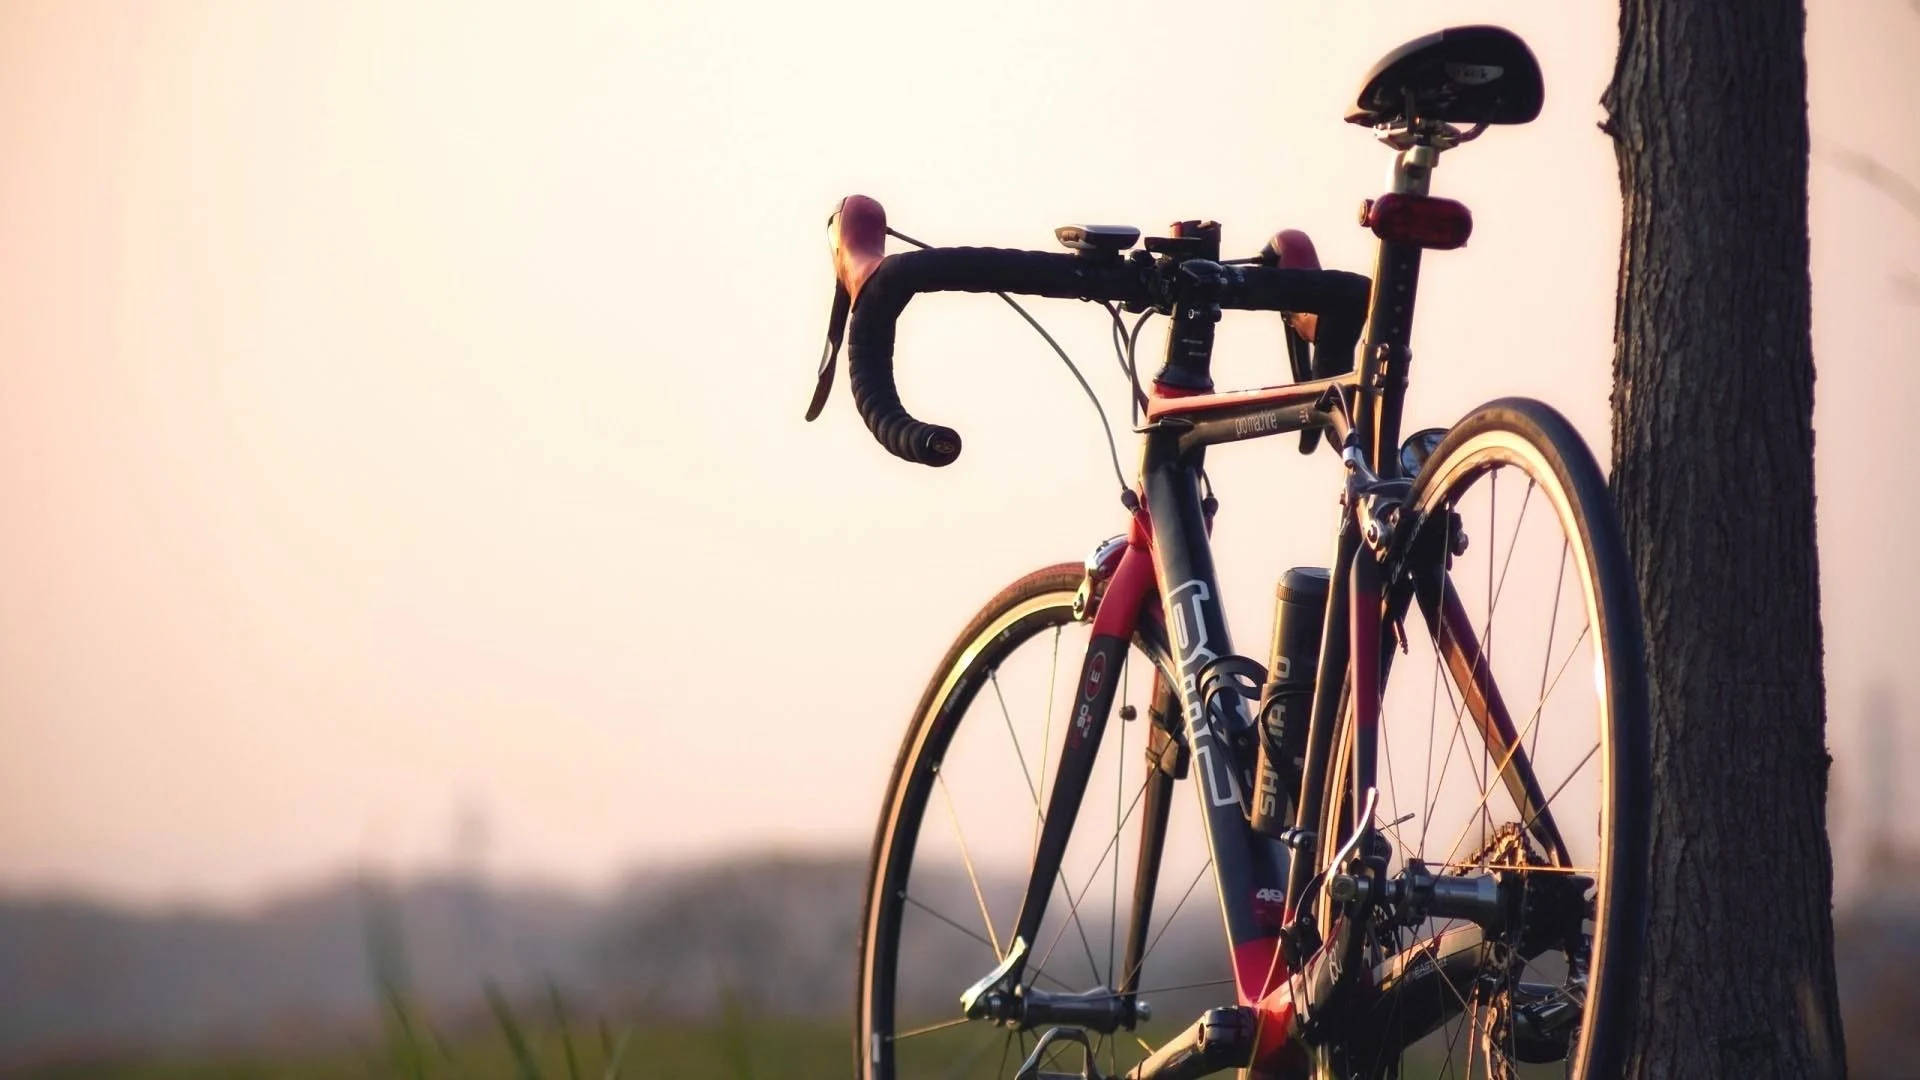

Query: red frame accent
left=1089, top=505, right=1158, bottom=640
left=1143, top=380, right=1324, bottom=421
left=1085, top=494, right=1336, bottom=1075
left=1148, top=379, right=1208, bottom=400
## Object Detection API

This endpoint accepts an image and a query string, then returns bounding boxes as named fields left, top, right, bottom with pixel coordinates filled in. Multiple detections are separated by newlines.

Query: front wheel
left=855, top=565, right=1228, bottom=1079
left=1318, top=398, right=1650, bottom=1080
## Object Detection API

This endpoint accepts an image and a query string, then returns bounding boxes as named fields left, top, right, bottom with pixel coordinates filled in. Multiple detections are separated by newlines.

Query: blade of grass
left=380, top=980, right=429, bottom=1080
left=600, top=1025, right=633, bottom=1080
left=485, top=981, right=543, bottom=1080
left=549, top=980, right=581, bottom=1080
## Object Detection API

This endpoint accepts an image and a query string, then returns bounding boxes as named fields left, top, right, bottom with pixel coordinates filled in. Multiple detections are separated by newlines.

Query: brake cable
left=886, top=226, right=1135, bottom=507
left=1105, top=303, right=1155, bottom=425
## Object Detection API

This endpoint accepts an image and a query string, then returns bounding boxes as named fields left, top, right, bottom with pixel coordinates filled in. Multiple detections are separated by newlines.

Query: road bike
left=811, top=25, right=1649, bottom=1080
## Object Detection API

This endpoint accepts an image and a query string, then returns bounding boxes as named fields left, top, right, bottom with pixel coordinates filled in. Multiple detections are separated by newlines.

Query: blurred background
left=1, top=0, right=1915, bottom=1076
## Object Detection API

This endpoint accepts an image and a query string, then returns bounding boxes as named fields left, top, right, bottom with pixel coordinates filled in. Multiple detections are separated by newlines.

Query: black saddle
left=1347, top=25, right=1544, bottom=129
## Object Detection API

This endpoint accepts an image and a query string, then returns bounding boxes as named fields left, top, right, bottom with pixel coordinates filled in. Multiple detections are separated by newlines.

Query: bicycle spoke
left=1437, top=964, right=1468, bottom=1080
left=936, top=1027, right=1002, bottom=1079
left=1434, top=626, right=1492, bottom=795
left=1413, top=595, right=1512, bottom=857
left=1029, top=976, right=1239, bottom=1004
left=899, top=891, right=998, bottom=959
left=890, top=1016, right=974, bottom=1042
left=1425, top=922, right=1478, bottom=1019
left=1117, top=857, right=1214, bottom=993
left=1367, top=919, right=1414, bottom=1079
left=1033, top=627, right=1064, bottom=860
left=1376, top=916, right=1481, bottom=1078
left=994, top=658, right=1094, bottom=971
left=1421, top=649, right=1442, bottom=853
left=1434, top=622, right=1592, bottom=871
left=991, top=672, right=1044, bottom=820
left=1522, top=623, right=1589, bottom=730
left=1423, top=487, right=1525, bottom=862
left=1421, top=699, right=1468, bottom=855
left=1487, top=478, right=1534, bottom=616
left=1380, top=809, right=1418, bottom=858
left=1474, top=477, right=1539, bottom=861
left=1423, top=589, right=1593, bottom=878
left=1420, top=657, right=1487, bottom=854
left=1533, top=540, right=1570, bottom=760
left=1383, top=680, right=1404, bottom=850
left=1027, top=869, right=1103, bottom=991
left=1464, top=991, right=1483, bottom=1079
left=1484, top=471, right=1497, bottom=863
left=898, top=891, right=1079, bottom=998
left=1431, top=618, right=1593, bottom=873
left=1030, top=774, right=1152, bottom=986
left=1443, top=862, right=1596, bottom=875
left=1128, top=976, right=1238, bottom=998
left=1519, top=740, right=1601, bottom=836
left=935, top=770, right=1003, bottom=960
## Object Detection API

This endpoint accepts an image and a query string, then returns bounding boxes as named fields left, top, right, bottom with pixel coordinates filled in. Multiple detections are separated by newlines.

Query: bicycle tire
left=1315, top=398, right=1650, bottom=1080
left=854, top=564, right=1190, bottom=1079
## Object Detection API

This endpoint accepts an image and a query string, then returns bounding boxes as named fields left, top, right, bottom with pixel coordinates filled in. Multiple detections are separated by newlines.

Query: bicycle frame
left=977, top=373, right=1364, bottom=1070
left=965, top=140, right=1545, bottom=1075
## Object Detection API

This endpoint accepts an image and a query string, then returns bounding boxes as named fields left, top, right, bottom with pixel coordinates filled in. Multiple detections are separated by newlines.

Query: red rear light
left=1364, top=193, right=1473, bottom=250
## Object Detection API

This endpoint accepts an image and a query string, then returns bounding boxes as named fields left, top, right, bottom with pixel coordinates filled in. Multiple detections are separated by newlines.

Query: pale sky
left=1, top=1, right=1915, bottom=906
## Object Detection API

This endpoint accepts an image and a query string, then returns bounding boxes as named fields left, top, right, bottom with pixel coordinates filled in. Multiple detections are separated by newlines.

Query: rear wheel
left=855, top=565, right=1230, bottom=1079
left=1317, top=399, right=1650, bottom=1079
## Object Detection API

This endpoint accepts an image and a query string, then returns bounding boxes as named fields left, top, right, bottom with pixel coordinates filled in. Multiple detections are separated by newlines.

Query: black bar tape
left=845, top=248, right=1146, bottom=467
left=1224, top=266, right=1372, bottom=377
left=843, top=249, right=1371, bottom=467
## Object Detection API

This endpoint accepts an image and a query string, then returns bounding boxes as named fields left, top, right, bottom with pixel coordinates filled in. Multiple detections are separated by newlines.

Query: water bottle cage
left=1197, top=655, right=1268, bottom=778
left=1197, top=655, right=1268, bottom=728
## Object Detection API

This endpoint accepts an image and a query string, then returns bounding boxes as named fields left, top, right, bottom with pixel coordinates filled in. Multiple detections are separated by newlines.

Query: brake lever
left=805, top=281, right=851, bottom=422
left=808, top=194, right=889, bottom=422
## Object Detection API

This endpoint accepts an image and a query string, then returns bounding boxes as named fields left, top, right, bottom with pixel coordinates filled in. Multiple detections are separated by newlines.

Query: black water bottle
left=1250, top=567, right=1329, bottom=839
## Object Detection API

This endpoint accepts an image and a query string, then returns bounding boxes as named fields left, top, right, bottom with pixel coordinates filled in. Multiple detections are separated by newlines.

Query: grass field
left=8, top=999, right=1573, bottom=1080
left=17, top=1017, right=851, bottom=1080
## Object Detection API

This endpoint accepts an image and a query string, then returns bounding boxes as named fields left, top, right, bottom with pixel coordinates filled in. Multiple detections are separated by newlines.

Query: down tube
left=1141, top=436, right=1291, bottom=1003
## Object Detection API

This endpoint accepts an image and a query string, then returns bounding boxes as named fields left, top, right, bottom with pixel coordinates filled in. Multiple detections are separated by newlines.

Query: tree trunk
left=1603, top=2, right=1845, bottom=1077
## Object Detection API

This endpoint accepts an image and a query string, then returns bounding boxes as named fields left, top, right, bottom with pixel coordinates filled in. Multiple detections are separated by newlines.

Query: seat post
left=1389, top=141, right=1439, bottom=197
left=1357, top=135, right=1446, bottom=475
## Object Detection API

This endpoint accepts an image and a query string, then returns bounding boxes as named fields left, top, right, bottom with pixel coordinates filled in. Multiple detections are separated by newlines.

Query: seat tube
left=1284, top=522, right=1358, bottom=915
left=1360, top=143, right=1440, bottom=475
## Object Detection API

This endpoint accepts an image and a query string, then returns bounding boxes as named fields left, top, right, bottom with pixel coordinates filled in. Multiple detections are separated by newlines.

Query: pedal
left=1014, top=1026, right=1105, bottom=1080
left=1124, top=1006, right=1253, bottom=1079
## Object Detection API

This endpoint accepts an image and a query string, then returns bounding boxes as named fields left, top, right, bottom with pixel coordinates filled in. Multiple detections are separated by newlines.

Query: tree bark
left=1603, top=2, right=1845, bottom=1076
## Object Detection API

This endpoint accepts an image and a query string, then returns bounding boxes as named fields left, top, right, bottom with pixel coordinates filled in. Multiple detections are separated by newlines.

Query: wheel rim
left=858, top=585, right=1230, bottom=1079
left=1320, top=431, right=1625, bottom=1080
